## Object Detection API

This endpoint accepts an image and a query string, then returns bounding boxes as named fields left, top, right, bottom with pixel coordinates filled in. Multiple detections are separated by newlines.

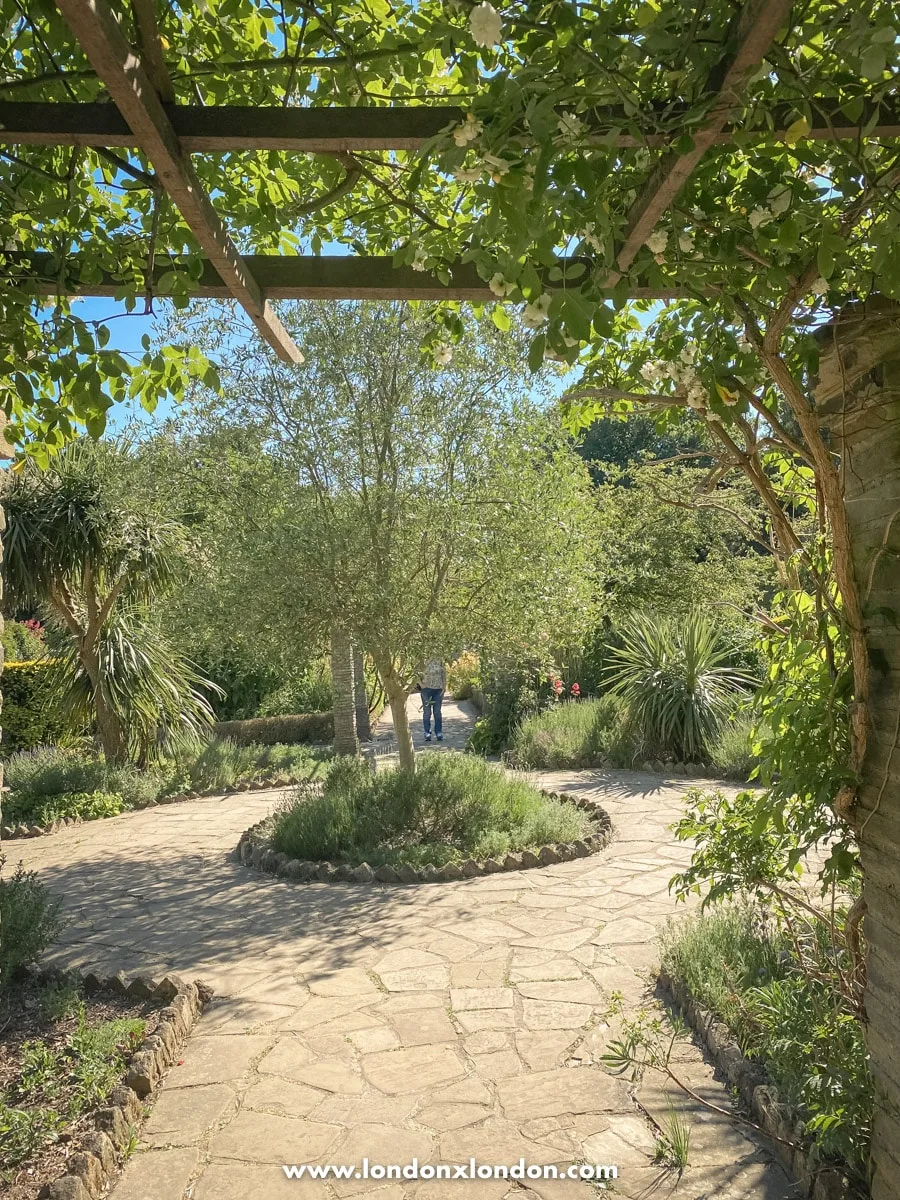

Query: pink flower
left=551, top=677, right=564, bottom=695
left=570, top=682, right=581, bottom=697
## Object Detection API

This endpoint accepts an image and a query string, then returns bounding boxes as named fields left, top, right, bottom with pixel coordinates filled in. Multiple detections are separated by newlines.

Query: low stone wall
left=41, top=970, right=213, bottom=1200
left=236, top=788, right=613, bottom=885
left=658, top=967, right=862, bottom=1200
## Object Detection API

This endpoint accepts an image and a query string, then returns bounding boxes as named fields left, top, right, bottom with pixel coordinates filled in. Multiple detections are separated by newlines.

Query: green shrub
left=213, top=712, right=333, bottom=745
left=706, top=712, right=756, bottom=780
left=0, top=857, right=65, bottom=990
left=510, top=696, right=624, bottom=768
left=5, top=746, right=161, bottom=824
left=3, top=621, right=47, bottom=662
left=174, top=735, right=330, bottom=792
left=272, top=751, right=588, bottom=868
left=258, top=659, right=333, bottom=715
left=660, top=904, right=871, bottom=1176
left=605, top=612, right=753, bottom=760
left=447, top=652, right=480, bottom=701
left=1, top=661, right=68, bottom=757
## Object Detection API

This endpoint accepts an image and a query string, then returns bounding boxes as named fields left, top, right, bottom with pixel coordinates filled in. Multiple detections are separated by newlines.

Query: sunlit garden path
left=12, top=708, right=793, bottom=1200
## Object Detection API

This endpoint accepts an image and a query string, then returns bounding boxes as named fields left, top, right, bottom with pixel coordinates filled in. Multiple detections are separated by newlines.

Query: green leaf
left=492, top=305, right=511, bottom=332
left=528, top=333, right=546, bottom=373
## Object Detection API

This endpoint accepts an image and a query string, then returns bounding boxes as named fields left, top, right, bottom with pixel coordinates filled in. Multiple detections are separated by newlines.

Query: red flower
left=570, top=682, right=581, bottom=697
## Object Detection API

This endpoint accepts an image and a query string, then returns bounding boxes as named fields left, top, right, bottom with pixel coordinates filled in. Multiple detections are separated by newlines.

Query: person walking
left=420, top=658, right=446, bottom=743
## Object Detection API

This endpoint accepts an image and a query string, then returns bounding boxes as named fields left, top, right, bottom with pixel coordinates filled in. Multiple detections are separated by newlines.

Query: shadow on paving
left=35, top=844, right=508, bottom=991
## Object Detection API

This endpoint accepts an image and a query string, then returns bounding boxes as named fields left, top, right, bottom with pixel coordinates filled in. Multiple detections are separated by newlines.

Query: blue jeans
left=421, top=688, right=443, bottom=736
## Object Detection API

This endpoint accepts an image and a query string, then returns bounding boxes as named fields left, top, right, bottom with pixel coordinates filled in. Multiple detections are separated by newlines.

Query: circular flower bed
left=236, top=753, right=613, bottom=885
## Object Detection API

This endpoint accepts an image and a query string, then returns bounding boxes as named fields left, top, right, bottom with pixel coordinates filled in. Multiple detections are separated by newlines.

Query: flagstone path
left=11, top=699, right=793, bottom=1200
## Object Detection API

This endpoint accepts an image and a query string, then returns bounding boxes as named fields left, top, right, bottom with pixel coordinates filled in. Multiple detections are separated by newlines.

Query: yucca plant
left=604, top=612, right=753, bottom=760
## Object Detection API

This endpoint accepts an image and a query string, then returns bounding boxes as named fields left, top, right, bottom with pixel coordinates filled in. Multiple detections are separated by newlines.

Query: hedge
left=2, top=660, right=66, bottom=756
left=213, top=712, right=334, bottom=746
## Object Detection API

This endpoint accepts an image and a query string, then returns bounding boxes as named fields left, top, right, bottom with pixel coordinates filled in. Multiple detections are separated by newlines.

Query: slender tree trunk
left=375, top=654, right=415, bottom=773
left=352, top=646, right=372, bottom=741
left=330, top=623, right=359, bottom=757
left=816, top=298, right=900, bottom=1200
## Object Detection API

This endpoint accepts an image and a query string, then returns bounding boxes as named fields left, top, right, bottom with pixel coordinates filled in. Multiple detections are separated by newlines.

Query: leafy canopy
left=2, top=0, right=897, bottom=452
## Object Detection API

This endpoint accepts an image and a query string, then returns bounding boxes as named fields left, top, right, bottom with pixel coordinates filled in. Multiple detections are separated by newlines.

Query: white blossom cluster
left=557, top=111, right=587, bottom=140
left=578, top=223, right=604, bottom=254
left=434, top=342, right=453, bottom=365
left=489, top=273, right=516, bottom=298
left=638, top=344, right=731, bottom=417
left=469, top=1, right=502, bottom=47
left=452, top=114, right=483, bottom=147
left=522, top=293, right=552, bottom=328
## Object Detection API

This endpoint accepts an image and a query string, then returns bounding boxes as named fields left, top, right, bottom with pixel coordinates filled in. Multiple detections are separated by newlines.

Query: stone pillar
left=329, top=623, right=359, bottom=758
left=816, top=298, right=900, bottom=1200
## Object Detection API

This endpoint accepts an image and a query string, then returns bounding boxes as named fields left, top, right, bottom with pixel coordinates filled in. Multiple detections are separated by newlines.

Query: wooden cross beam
left=0, top=98, right=896, bottom=153
left=54, top=0, right=302, bottom=364
left=610, top=0, right=795, bottom=283
left=10, top=252, right=693, bottom=302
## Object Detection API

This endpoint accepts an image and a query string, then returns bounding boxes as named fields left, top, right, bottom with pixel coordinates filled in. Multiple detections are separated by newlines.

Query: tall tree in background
left=168, top=302, right=599, bottom=771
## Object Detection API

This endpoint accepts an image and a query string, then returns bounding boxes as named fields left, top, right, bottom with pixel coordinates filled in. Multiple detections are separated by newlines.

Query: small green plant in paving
left=271, top=751, right=589, bottom=868
left=655, top=1100, right=692, bottom=1174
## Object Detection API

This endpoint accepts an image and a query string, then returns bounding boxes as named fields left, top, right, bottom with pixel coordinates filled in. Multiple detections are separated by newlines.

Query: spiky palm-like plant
left=604, top=612, right=753, bottom=760
left=3, top=444, right=216, bottom=764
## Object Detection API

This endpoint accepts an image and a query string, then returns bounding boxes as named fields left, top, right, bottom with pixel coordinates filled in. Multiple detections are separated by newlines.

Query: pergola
left=3, top=0, right=894, bottom=363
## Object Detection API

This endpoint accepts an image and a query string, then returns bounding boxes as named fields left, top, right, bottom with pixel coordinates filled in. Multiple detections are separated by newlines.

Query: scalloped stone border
left=658, top=967, right=858, bottom=1200
left=35, top=968, right=213, bottom=1200
left=236, top=788, right=613, bottom=885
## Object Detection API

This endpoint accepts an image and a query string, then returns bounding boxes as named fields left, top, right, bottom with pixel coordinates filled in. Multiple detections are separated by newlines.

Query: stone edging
left=39, top=970, right=213, bottom=1200
left=0, top=778, right=294, bottom=841
left=658, top=968, right=860, bottom=1200
left=236, top=789, right=613, bottom=885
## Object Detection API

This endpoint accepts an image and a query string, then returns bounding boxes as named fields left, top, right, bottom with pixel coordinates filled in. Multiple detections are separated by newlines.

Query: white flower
left=634, top=149, right=651, bottom=169
left=453, top=166, right=483, bottom=183
left=748, top=207, right=772, bottom=229
left=768, top=185, right=791, bottom=215
left=452, top=115, right=483, bottom=147
left=811, top=277, right=828, bottom=296
left=489, top=272, right=515, bottom=298
left=482, top=152, right=510, bottom=176
left=640, top=360, right=664, bottom=383
left=646, top=229, right=668, bottom=255
left=691, top=206, right=705, bottom=220
left=411, top=245, right=428, bottom=272
left=579, top=224, right=604, bottom=255
left=522, top=293, right=552, bottom=328
left=434, top=342, right=453, bottom=365
left=469, top=1, right=502, bottom=47
left=706, top=410, right=723, bottom=422
left=557, top=111, right=587, bottom=140
left=678, top=233, right=695, bottom=253
left=679, top=344, right=696, bottom=364
left=737, top=336, right=752, bottom=353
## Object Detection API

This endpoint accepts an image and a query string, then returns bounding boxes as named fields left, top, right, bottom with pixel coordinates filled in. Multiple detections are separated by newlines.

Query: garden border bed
left=657, top=966, right=862, bottom=1200
left=11, top=968, right=213, bottom=1200
left=236, top=788, right=613, bottom=885
left=0, top=777, right=296, bottom=841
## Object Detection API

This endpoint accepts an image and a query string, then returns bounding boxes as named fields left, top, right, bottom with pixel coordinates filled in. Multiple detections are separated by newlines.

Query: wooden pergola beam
left=130, top=0, right=175, bottom=104
left=54, top=0, right=302, bottom=364
left=9, top=252, right=694, bottom=302
left=610, top=0, right=795, bottom=282
left=1, top=98, right=897, bottom=153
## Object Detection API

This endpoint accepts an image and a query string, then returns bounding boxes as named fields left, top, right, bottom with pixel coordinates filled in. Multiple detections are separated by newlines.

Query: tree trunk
left=816, top=298, right=900, bottom=1200
left=352, top=646, right=372, bottom=741
left=376, top=656, right=415, bottom=773
left=330, top=623, right=359, bottom=757
left=79, top=641, right=129, bottom=764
